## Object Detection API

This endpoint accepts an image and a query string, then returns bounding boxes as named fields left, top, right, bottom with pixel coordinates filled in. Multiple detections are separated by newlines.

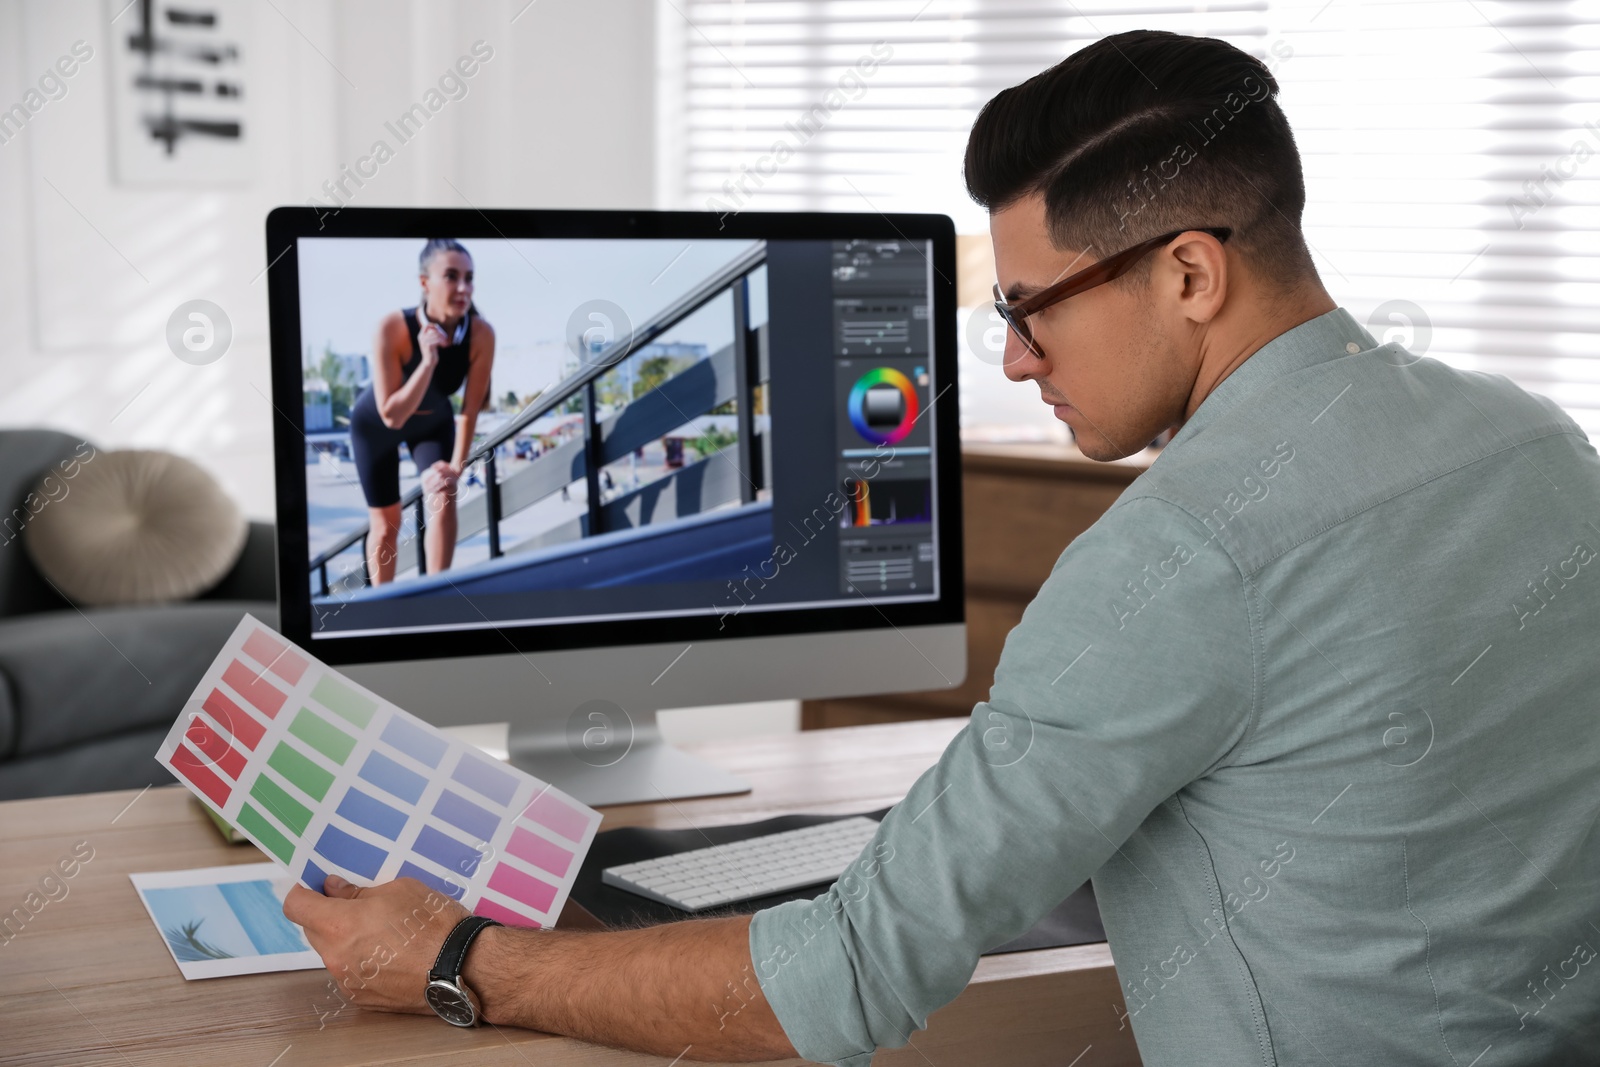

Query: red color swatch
left=222, top=659, right=287, bottom=718
left=183, top=715, right=247, bottom=780
left=202, top=688, right=265, bottom=751
left=242, top=628, right=309, bottom=685
left=171, top=742, right=232, bottom=809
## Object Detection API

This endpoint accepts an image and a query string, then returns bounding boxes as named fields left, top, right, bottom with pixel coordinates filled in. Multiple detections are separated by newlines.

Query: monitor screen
left=268, top=210, right=960, bottom=663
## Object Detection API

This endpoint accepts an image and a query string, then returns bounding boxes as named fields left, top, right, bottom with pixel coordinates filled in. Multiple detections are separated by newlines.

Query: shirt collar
left=1161, top=306, right=1379, bottom=454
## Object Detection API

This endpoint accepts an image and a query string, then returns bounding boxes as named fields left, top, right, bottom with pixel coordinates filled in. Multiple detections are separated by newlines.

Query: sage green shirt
left=749, top=307, right=1600, bottom=1066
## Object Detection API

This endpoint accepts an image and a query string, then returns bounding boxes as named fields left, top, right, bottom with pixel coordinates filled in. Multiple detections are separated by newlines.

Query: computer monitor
left=266, top=207, right=964, bottom=805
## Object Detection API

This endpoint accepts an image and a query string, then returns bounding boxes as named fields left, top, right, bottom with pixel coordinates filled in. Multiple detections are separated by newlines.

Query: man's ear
left=1165, top=232, right=1228, bottom=323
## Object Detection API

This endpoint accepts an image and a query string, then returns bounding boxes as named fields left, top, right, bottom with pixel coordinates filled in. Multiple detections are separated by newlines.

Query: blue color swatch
left=381, top=715, right=447, bottom=768
left=432, top=789, right=500, bottom=845
left=302, top=858, right=328, bottom=894
left=399, top=859, right=464, bottom=900
left=315, top=824, right=388, bottom=879
left=337, top=786, right=408, bottom=841
left=452, top=751, right=518, bottom=807
left=412, top=824, right=483, bottom=879
left=358, top=749, right=426, bottom=805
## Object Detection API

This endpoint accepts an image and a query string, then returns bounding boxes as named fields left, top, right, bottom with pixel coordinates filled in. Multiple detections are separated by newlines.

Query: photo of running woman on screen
left=348, top=239, right=496, bottom=584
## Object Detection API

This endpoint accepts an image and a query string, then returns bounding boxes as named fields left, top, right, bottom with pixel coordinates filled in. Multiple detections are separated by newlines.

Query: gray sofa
left=0, top=430, right=278, bottom=800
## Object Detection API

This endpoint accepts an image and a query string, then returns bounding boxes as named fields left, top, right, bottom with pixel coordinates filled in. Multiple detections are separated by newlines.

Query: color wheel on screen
left=848, top=367, right=920, bottom=444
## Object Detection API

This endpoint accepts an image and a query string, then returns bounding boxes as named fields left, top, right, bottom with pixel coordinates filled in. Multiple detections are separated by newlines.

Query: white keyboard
left=601, top=815, right=881, bottom=913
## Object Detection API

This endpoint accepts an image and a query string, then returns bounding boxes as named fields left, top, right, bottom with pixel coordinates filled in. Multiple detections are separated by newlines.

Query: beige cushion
left=24, top=450, right=247, bottom=607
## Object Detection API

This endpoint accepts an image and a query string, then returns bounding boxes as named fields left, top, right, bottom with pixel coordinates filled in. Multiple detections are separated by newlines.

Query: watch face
left=426, top=979, right=478, bottom=1027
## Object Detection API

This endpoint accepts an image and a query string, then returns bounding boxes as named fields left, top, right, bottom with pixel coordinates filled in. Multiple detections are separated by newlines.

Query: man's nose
left=1001, top=332, right=1043, bottom=383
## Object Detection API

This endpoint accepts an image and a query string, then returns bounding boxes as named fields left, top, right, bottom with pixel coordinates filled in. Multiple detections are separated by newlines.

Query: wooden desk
left=0, top=720, right=1139, bottom=1066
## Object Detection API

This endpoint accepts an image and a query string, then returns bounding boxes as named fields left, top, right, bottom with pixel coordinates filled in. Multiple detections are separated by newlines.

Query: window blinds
left=665, top=0, right=1599, bottom=438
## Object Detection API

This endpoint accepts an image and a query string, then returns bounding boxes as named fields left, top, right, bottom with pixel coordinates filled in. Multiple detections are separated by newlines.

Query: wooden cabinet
left=802, top=442, right=1152, bottom=730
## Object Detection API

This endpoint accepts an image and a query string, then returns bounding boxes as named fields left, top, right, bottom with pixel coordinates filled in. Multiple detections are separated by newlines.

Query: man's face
left=989, top=194, right=1197, bottom=461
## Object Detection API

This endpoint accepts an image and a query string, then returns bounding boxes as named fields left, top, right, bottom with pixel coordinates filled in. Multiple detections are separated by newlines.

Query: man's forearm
left=461, top=913, right=798, bottom=1062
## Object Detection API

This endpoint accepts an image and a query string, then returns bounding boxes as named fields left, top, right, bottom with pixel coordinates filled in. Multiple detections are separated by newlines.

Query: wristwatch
left=425, top=915, right=502, bottom=1027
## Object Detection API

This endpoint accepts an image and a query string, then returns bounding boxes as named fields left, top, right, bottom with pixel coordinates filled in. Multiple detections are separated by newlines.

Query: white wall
left=0, top=0, right=658, bottom=519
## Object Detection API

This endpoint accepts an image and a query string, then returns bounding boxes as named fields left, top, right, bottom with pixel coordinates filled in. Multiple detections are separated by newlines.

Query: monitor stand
left=506, top=706, right=751, bottom=807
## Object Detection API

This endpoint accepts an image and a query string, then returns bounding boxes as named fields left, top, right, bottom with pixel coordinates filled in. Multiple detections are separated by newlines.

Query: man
left=286, top=30, right=1600, bottom=1065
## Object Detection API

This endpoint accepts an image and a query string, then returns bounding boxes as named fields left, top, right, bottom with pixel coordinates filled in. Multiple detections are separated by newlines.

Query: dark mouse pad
left=569, top=808, right=1105, bottom=955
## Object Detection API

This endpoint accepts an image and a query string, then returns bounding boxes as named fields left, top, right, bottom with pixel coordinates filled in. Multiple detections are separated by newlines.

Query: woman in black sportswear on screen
left=350, top=239, right=496, bottom=585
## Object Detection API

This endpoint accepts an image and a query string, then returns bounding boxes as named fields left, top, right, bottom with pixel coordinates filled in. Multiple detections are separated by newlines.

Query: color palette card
left=155, top=615, right=601, bottom=930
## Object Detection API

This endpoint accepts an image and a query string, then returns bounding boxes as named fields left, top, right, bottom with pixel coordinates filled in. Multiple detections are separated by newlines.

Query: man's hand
left=284, top=875, right=798, bottom=1060
left=283, top=875, right=469, bottom=1014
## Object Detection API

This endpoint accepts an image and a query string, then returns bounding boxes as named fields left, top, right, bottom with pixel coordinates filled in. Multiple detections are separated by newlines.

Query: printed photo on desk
left=154, top=615, right=602, bottom=929
left=129, top=863, right=323, bottom=980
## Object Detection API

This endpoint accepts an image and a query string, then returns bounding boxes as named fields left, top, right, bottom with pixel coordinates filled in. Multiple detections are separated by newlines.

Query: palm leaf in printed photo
left=164, top=918, right=235, bottom=962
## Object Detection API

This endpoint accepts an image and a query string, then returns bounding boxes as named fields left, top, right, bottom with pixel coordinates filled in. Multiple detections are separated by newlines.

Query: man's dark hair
left=965, top=30, right=1317, bottom=290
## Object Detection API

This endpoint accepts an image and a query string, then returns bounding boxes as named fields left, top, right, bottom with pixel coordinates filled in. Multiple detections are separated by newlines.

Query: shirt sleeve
left=747, top=496, right=1257, bottom=1066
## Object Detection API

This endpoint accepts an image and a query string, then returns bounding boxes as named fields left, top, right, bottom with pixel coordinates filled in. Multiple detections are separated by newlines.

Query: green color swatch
left=250, top=773, right=312, bottom=836
left=312, top=674, right=377, bottom=729
left=237, top=802, right=294, bottom=864
left=289, top=706, right=355, bottom=765
left=267, top=741, right=334, bottom=801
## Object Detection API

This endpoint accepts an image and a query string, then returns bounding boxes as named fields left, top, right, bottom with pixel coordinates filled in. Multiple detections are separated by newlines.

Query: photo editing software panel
left=832, top=240, right=936, bottom=597
left=295, top=235, right=941, bottom=638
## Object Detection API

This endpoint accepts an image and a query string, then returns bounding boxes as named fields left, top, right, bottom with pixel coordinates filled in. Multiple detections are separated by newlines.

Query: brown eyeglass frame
left=992, top=227, right=1232, bottom=358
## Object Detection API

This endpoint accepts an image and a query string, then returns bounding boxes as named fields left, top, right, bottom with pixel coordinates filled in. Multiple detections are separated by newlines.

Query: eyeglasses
left=992, top=227, right=1232, bottom=359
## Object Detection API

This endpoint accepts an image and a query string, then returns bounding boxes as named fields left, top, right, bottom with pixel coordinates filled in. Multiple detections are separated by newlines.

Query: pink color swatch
left=486, top=862, right=557, bottom=913
left=473, top=896, right=543, bottom=929
left=522, top=789, right=589, bottom=843
left=505, top=826, right=575, bottom=878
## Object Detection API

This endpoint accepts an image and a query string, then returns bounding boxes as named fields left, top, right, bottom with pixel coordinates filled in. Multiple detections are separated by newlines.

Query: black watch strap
left=430, top=915, right=502, bottom=982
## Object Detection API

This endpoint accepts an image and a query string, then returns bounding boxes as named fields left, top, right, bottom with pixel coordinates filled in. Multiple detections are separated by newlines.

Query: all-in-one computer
left=266, top=207, right=964, bottom=813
